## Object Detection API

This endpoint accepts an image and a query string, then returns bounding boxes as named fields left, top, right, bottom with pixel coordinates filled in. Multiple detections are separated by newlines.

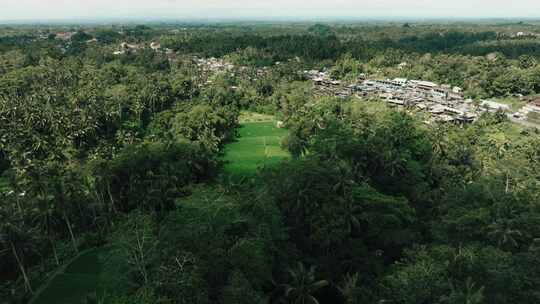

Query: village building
left=516, top=98, right=540, bottom=118
left=411, top=80, right=438, bottom=91
left=393, top=78, right=408, bottom=86
left=398, top=62, right=409, bottom=70
left=55, top=32, right=74, bottom=41
left=150, top=42, right=161, bottom=51
left=526, top=98, right=540, bottom=113
left=306, top=69, right=480, bottom=124
left=480, top=100, right=510, bottom=112
left=114, top=42, right=142, bottom=55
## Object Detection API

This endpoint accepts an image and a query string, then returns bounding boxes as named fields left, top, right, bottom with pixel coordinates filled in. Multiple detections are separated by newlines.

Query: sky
left=2, top=0, right=540, bottom=21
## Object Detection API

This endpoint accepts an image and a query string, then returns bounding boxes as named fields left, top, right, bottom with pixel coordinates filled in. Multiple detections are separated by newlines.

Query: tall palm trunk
left=64, top=212, right=78, bottom=254
left=15, top=197, right=23, bottom=214
left=505, top=172, right=510, bottom=193
left=10, top=242, right=33, bottom=294
left=56, top=183, right=78, bottom=254
left=50, top=237, right=60, bottom=266
left=107, top=183, right=118, bottom=214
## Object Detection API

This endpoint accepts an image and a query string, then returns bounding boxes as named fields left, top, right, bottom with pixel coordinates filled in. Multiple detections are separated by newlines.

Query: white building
left=393, top=78, right=408, bottom=86
left=480, top=100, right=510, bottom=112
left=150, top=42, right=161, bottom=51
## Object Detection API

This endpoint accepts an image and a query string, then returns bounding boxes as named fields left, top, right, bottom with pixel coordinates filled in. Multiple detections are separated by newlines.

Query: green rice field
left=30, top=247, right=129, bottom=304
left=223, top=121, right=289, bottom=176
left=31, top=119, right=289, bottom=303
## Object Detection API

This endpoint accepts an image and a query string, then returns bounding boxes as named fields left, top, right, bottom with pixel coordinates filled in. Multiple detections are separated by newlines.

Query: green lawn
left=30, top=246, right=129, bottom=304
left=223, top=121, right=289, bottom=176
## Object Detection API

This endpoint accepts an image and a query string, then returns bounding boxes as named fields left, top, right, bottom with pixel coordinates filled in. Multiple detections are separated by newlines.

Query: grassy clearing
left=527, top=111, right=540, bottom=124
left=503, top=122, right=526, bottom=138
left=493, top=97, right=527, bottom=112
left=223, top=121, right=289, bottom=176
left=238, top=111, right=277, bottom=123
left=350, top=99, right=391, bottom=115
left=30, top=246, right=129, bottom=304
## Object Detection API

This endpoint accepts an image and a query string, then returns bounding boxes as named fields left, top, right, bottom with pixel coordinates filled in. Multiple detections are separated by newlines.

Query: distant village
left=305, top=70, right=540, bottom=126
left=41, top=30, right=540, bottom=127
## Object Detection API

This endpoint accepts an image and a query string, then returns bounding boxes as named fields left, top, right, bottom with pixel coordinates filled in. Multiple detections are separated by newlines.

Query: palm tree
left=445, top=277, right=485, bottom=304
left=463, top=277, right=485, bottom=304
left=33, top=197, right=61, bottom=265
left=272, top=263, right=328, bottom=304
left=52, top=180, right=79, bottom=254
left=338, top=273, right=360, bottom=304
left=488, top=219, right=522, bottom=249
left=342, top=198, right=362, bottom=237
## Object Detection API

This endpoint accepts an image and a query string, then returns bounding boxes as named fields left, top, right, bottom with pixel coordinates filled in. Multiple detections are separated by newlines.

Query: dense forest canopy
left=1, top=21, right=540, bottom=304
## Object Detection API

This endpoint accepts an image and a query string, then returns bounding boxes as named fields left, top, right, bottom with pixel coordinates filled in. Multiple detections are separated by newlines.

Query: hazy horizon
left=2, top=0, right=540, bottom=22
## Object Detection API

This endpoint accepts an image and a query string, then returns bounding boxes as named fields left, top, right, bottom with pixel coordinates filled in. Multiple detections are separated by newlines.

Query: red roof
left=530, top=98, right=540, bottom=107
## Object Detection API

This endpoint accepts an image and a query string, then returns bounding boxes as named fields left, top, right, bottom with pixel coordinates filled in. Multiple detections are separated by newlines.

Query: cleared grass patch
left=223, top=121, right=289, bottom=176
left=493, top=97, right=527, bottom=112
left=238, top=111, right=276, bottom=123
left=527, top=111, right=540, bottom=124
